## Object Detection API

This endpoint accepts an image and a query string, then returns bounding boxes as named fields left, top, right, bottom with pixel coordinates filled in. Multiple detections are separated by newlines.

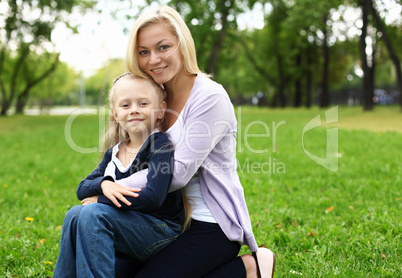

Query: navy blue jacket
left=76, top=132, right=184, bottom=225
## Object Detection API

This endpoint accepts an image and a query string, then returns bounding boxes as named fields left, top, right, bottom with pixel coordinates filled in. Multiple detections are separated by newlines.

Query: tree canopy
left=0, top=0, right=400, bottom=114
left=0, top=0, right=96, bottom=115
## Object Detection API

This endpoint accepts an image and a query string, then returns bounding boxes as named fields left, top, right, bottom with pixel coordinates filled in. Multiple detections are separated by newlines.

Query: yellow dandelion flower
left=325, top=206, right=334, bottom=214
left=44, top=261, right=53, bottom=265
left=25, top=217, right=34, bottom=222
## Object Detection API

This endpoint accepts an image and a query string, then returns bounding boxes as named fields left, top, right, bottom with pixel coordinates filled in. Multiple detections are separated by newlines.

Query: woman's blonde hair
left=100, top=72, right=166, bottom=153
left=126, top=5, right=206, bottom=79
left=126, top=6, right=196, bottom=231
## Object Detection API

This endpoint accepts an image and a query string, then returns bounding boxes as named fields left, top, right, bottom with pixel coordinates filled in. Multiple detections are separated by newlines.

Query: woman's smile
left=151, top=66, right=168, bottom=74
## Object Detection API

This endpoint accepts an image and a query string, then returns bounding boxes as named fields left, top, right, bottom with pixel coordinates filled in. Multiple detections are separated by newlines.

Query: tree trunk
left=294, top=79, right=302, bottom=107
left=360, top=0, right=374, bottom=111
left=306, top=47, right=313, bottom=108
left=0, top=69, right=9, bottom=115
left=15, top=54, right=60, bottom=114
left=369, top=0, right=402, bottom=111
left=320, top=13, right=330, bottom=108
left=1, top=99, right=11, bottom=116
left=276, top=51, right=287, bottom=107
left=240, top=38, right=276, bottom=106
left=294, top=54, right=302, bottom=107
left=208, top=0, right=229, bottom=75
left=0, top=45, right=30, bottom=115
left=0, top=37, right=10, bottom=116
left=15, top=90, right=29, bottom=114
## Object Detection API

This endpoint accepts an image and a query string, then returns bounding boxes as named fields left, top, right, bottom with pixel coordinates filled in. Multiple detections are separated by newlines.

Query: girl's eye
left=122, top=104, right=129, bottom=108
left=140, top=102, right=148, bottom=106
left=139, top=50, right=148, bottom=56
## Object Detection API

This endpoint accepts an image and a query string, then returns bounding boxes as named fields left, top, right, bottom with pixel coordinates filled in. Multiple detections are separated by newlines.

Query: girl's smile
left=111, top=78, right=165, bottom=144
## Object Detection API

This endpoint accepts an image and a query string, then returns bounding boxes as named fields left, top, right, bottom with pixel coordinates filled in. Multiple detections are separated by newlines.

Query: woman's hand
left=100, top=180, right=141, bottom=208
left=81, top=196, right=98, bottom=206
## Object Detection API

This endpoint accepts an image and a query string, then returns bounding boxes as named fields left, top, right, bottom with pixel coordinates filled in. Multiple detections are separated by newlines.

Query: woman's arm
left=168, top=93, right=232, bottom=190
left=118, top=93, right=233, bottom=192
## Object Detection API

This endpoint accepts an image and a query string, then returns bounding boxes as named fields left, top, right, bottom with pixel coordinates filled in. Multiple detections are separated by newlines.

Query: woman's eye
left=139, top=50, right=148, bottom=56
left=160, top=45, right=170, bottom=51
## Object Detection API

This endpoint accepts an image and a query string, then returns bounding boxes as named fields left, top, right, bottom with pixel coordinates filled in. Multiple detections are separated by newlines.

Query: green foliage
left=2, top=0, right=96, bottom=43
left=138, top=0, right=401, bottom=107
left=0, top=0, right=97, bottom=115
left=0, top=107, right=401, bottom=276
left=0, top=0, right=400, bottom=114
left=1, top=51, right=80, bottom=112
left=85, top=58, right=126, bottom=105
left=2, top=0, right=400, bottom=113
left=29, top=61, right=80, bottom=108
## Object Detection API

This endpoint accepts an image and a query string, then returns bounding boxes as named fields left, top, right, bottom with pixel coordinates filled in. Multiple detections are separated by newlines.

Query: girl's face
left=137, top=22, right=184, bottom=86
left=112, top=78, right=165, bottom=139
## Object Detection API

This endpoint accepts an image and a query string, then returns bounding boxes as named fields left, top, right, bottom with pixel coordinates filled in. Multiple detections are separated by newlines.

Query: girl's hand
left=100, top=180, right=141, bottom=208
left=81, top=196, right=98, bottom=206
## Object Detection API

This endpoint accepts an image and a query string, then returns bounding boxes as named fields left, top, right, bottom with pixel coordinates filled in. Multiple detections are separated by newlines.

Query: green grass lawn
left=0, top=106, right=401, bottom=277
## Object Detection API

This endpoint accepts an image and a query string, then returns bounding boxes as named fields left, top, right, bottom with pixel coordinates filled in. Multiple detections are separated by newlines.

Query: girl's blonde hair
left=100, top=72, right=192, bottom=231
left=100, top=72, right=166, bottom=153
left=126, top=5, right=208, bottom=79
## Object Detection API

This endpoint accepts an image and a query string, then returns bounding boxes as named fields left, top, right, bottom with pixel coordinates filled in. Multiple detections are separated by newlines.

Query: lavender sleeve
left=118, top=92, right=231, bottom=192
left=168, top=93, right=232, bottom=191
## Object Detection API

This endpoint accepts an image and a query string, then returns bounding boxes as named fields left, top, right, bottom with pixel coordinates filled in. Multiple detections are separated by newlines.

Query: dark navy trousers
left=116, top=220, right=246, bottom=278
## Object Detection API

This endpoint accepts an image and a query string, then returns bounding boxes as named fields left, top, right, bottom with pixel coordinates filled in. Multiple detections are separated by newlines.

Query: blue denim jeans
left=53, top=204, right=181, bottom=278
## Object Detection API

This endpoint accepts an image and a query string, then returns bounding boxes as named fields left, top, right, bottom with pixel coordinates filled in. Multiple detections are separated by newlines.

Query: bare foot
left=241, top=254, right=258, bottom=278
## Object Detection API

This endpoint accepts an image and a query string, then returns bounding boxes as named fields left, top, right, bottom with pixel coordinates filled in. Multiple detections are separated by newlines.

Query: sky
left=52, top=1, right=135, bottom=76
left=51, top=0, right=400, bottom=77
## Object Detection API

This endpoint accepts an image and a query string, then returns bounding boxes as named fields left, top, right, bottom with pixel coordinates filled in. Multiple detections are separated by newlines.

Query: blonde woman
left=122, top=5, right=276, bottom=278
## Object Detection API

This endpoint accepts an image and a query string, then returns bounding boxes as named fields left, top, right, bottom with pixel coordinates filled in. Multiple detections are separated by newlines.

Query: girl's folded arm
left=76, top=149, right=113, bottom=200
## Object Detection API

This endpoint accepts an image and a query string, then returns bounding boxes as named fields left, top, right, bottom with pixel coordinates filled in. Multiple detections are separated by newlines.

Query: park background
left=0, top=0, right=401, bottom=277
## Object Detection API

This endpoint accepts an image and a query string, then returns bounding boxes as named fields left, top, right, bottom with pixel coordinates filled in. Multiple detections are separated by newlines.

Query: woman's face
left=137, top=22, right=184, bottom=85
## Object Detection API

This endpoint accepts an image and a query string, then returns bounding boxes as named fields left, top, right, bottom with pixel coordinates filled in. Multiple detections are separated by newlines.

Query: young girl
left=53, top=73, right=186, bottom=277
